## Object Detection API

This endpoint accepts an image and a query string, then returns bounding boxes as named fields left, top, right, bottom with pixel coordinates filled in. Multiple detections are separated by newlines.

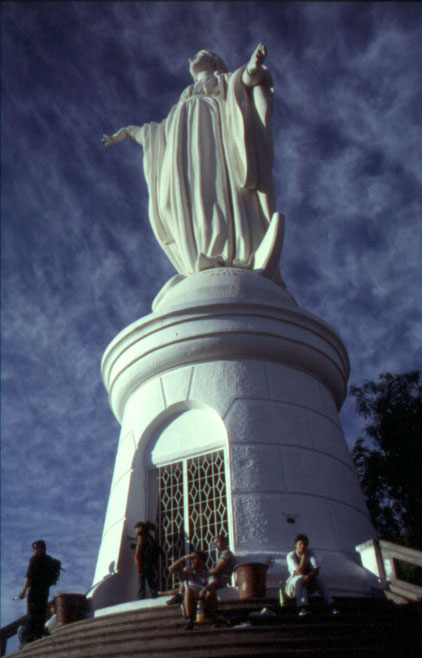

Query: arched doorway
left=146, top=407, right=230, bottom=590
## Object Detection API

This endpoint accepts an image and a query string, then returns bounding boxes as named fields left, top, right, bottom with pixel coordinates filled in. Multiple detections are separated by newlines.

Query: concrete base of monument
left=102, top=267, right=350, bottom=421
left=94, top=268, right=378, bottom=612
left=151, top=264, right=297, bottom=314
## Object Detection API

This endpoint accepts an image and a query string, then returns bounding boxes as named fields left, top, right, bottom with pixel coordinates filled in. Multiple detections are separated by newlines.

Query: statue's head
left=189, top=49, right=228, bottom=79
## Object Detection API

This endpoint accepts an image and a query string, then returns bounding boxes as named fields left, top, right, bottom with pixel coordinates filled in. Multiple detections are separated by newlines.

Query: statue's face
left=189, top=50, right=215, bottom=79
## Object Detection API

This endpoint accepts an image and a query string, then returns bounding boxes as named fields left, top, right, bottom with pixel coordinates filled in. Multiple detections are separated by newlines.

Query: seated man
left=169, top=550, right=214, bottom=630
left=166, top=534, right=235, bottom=606
left=285, top=534, right=340, bottom=617
left=208, top=534, right=236, bottom=588
left=44, top=599, right=58, bottom=635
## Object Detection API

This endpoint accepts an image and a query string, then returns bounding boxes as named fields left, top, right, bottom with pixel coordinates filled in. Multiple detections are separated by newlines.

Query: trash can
left=235, top=562, right=269, bottom=600
left=55, top=593, right=88, bottom=625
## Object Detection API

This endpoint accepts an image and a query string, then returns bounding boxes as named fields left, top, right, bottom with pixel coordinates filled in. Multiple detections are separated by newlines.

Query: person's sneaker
left=330, top=607, right=340, bottom=616
left=298, top=607, right=311, bottom=617
left=184, top=620, right=194, bottom=630
left=233, top=621, right=252, bottom=628
left=166, top=593, right=183, bottom=605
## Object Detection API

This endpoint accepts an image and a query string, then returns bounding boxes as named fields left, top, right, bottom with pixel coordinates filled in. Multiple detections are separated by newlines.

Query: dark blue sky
left=2, top=1, right=421, bottom=640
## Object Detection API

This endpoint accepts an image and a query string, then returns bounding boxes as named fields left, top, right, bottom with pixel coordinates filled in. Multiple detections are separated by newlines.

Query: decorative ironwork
left=187, top=451, right=228, bottom=570
left=150, top=450, right=228, bottom=590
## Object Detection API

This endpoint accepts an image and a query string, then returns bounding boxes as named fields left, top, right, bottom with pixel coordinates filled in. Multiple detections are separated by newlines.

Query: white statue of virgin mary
left=103, top=43, right=284, bottom=281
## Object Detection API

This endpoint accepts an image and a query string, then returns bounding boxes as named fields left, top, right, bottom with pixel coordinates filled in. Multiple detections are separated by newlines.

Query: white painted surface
left=356, top=540, right=382, bottom=578
left=148, top=408, right=227, bottom=466
left=92, top=269, right=378, bottom=610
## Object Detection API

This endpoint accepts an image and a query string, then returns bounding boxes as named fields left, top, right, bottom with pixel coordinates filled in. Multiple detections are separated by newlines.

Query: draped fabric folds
left=133, top=66, right=275, bottom=276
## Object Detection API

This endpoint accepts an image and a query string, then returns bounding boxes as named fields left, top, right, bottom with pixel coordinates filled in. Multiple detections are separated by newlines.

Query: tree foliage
left=351, top=370, right=422, bottom=550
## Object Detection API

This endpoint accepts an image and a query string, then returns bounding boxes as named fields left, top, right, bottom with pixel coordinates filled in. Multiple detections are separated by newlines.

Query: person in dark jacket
left=134, top=521, right=161, bottom=599
left=18, top=540, right=54, bottom=645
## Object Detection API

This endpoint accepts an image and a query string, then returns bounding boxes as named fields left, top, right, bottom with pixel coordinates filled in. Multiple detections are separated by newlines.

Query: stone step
left=9, top=598, right=421, bottom=658
left=53, top=613, right=403, bottom=638
left=12, top=620, right=415, bottom=658
left=14, top=615, right=399, bottom=650
left=11, top=632, right=389, bottom=658
left=41, top=596, right=410, bottom=638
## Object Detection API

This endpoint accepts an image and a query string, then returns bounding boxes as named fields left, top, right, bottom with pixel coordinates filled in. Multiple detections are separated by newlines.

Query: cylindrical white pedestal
left=92, top=269, right=377, bottom=608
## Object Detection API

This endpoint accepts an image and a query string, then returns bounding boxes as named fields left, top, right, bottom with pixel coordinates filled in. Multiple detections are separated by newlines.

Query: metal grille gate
left=149, top=449, right=228, bottom=591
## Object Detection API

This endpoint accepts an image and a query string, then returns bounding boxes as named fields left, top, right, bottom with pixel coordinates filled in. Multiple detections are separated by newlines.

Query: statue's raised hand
left=247, top=42, right=267, bottom=76
left=101, top=128, right=128, bottom=147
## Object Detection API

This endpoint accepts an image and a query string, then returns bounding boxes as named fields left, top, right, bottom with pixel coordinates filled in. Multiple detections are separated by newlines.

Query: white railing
left=356, top=538, right=422, bottom=602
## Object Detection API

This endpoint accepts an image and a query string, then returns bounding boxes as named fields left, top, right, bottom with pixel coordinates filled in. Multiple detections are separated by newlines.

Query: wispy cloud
left=2, top=1, right=421, bottom=633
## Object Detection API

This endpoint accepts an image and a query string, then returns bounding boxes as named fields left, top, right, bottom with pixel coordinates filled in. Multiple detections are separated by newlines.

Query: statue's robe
left=130, top=66, right=275, bottom=276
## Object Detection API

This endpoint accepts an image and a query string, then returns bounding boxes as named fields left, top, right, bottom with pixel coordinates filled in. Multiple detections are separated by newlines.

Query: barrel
left=235, top=562, right=269, bottom=600
left=55, top=593, right=88, bottom=625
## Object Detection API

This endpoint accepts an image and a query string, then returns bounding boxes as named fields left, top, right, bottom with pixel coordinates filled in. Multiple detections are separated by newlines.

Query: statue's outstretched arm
left=102, top=125, right=143, bottom=147
left=242, top=42, right=268, bottom=88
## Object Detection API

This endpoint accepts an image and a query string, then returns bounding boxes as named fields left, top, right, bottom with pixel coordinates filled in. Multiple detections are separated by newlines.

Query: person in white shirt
left=286, top=534, right=340, bottom=617
left=44, top=599, right=58, bottom=635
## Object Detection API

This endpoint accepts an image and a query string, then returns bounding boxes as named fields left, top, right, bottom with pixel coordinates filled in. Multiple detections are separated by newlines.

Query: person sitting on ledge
left=44, top=599, right=58, bottom=635
left=285, top=534, right=340, bottom=617
left=169, top=550, right=217, bottom=630
left=207, top=534, right=236, bottom=595
left=166, top=534, right=235, bottom=606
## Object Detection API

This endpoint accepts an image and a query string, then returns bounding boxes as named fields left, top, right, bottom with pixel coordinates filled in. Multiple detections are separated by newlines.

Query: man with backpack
left=18, top=539, right=61, bottom=646
left=134, top=521, right=162, bottom=599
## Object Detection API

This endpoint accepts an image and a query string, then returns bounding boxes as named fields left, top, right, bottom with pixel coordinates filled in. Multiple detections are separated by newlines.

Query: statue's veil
left=203, top=50, right=228, bottom=73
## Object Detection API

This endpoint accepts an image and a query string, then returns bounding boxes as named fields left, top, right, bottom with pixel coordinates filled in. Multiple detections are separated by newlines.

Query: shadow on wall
left=88, top=556, right=138, bottom=611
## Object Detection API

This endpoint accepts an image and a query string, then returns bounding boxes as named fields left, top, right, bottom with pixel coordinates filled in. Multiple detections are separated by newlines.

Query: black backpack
left=143, top=537, right=163, bottom=568
left=47, top=556, right=63, bottom=586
